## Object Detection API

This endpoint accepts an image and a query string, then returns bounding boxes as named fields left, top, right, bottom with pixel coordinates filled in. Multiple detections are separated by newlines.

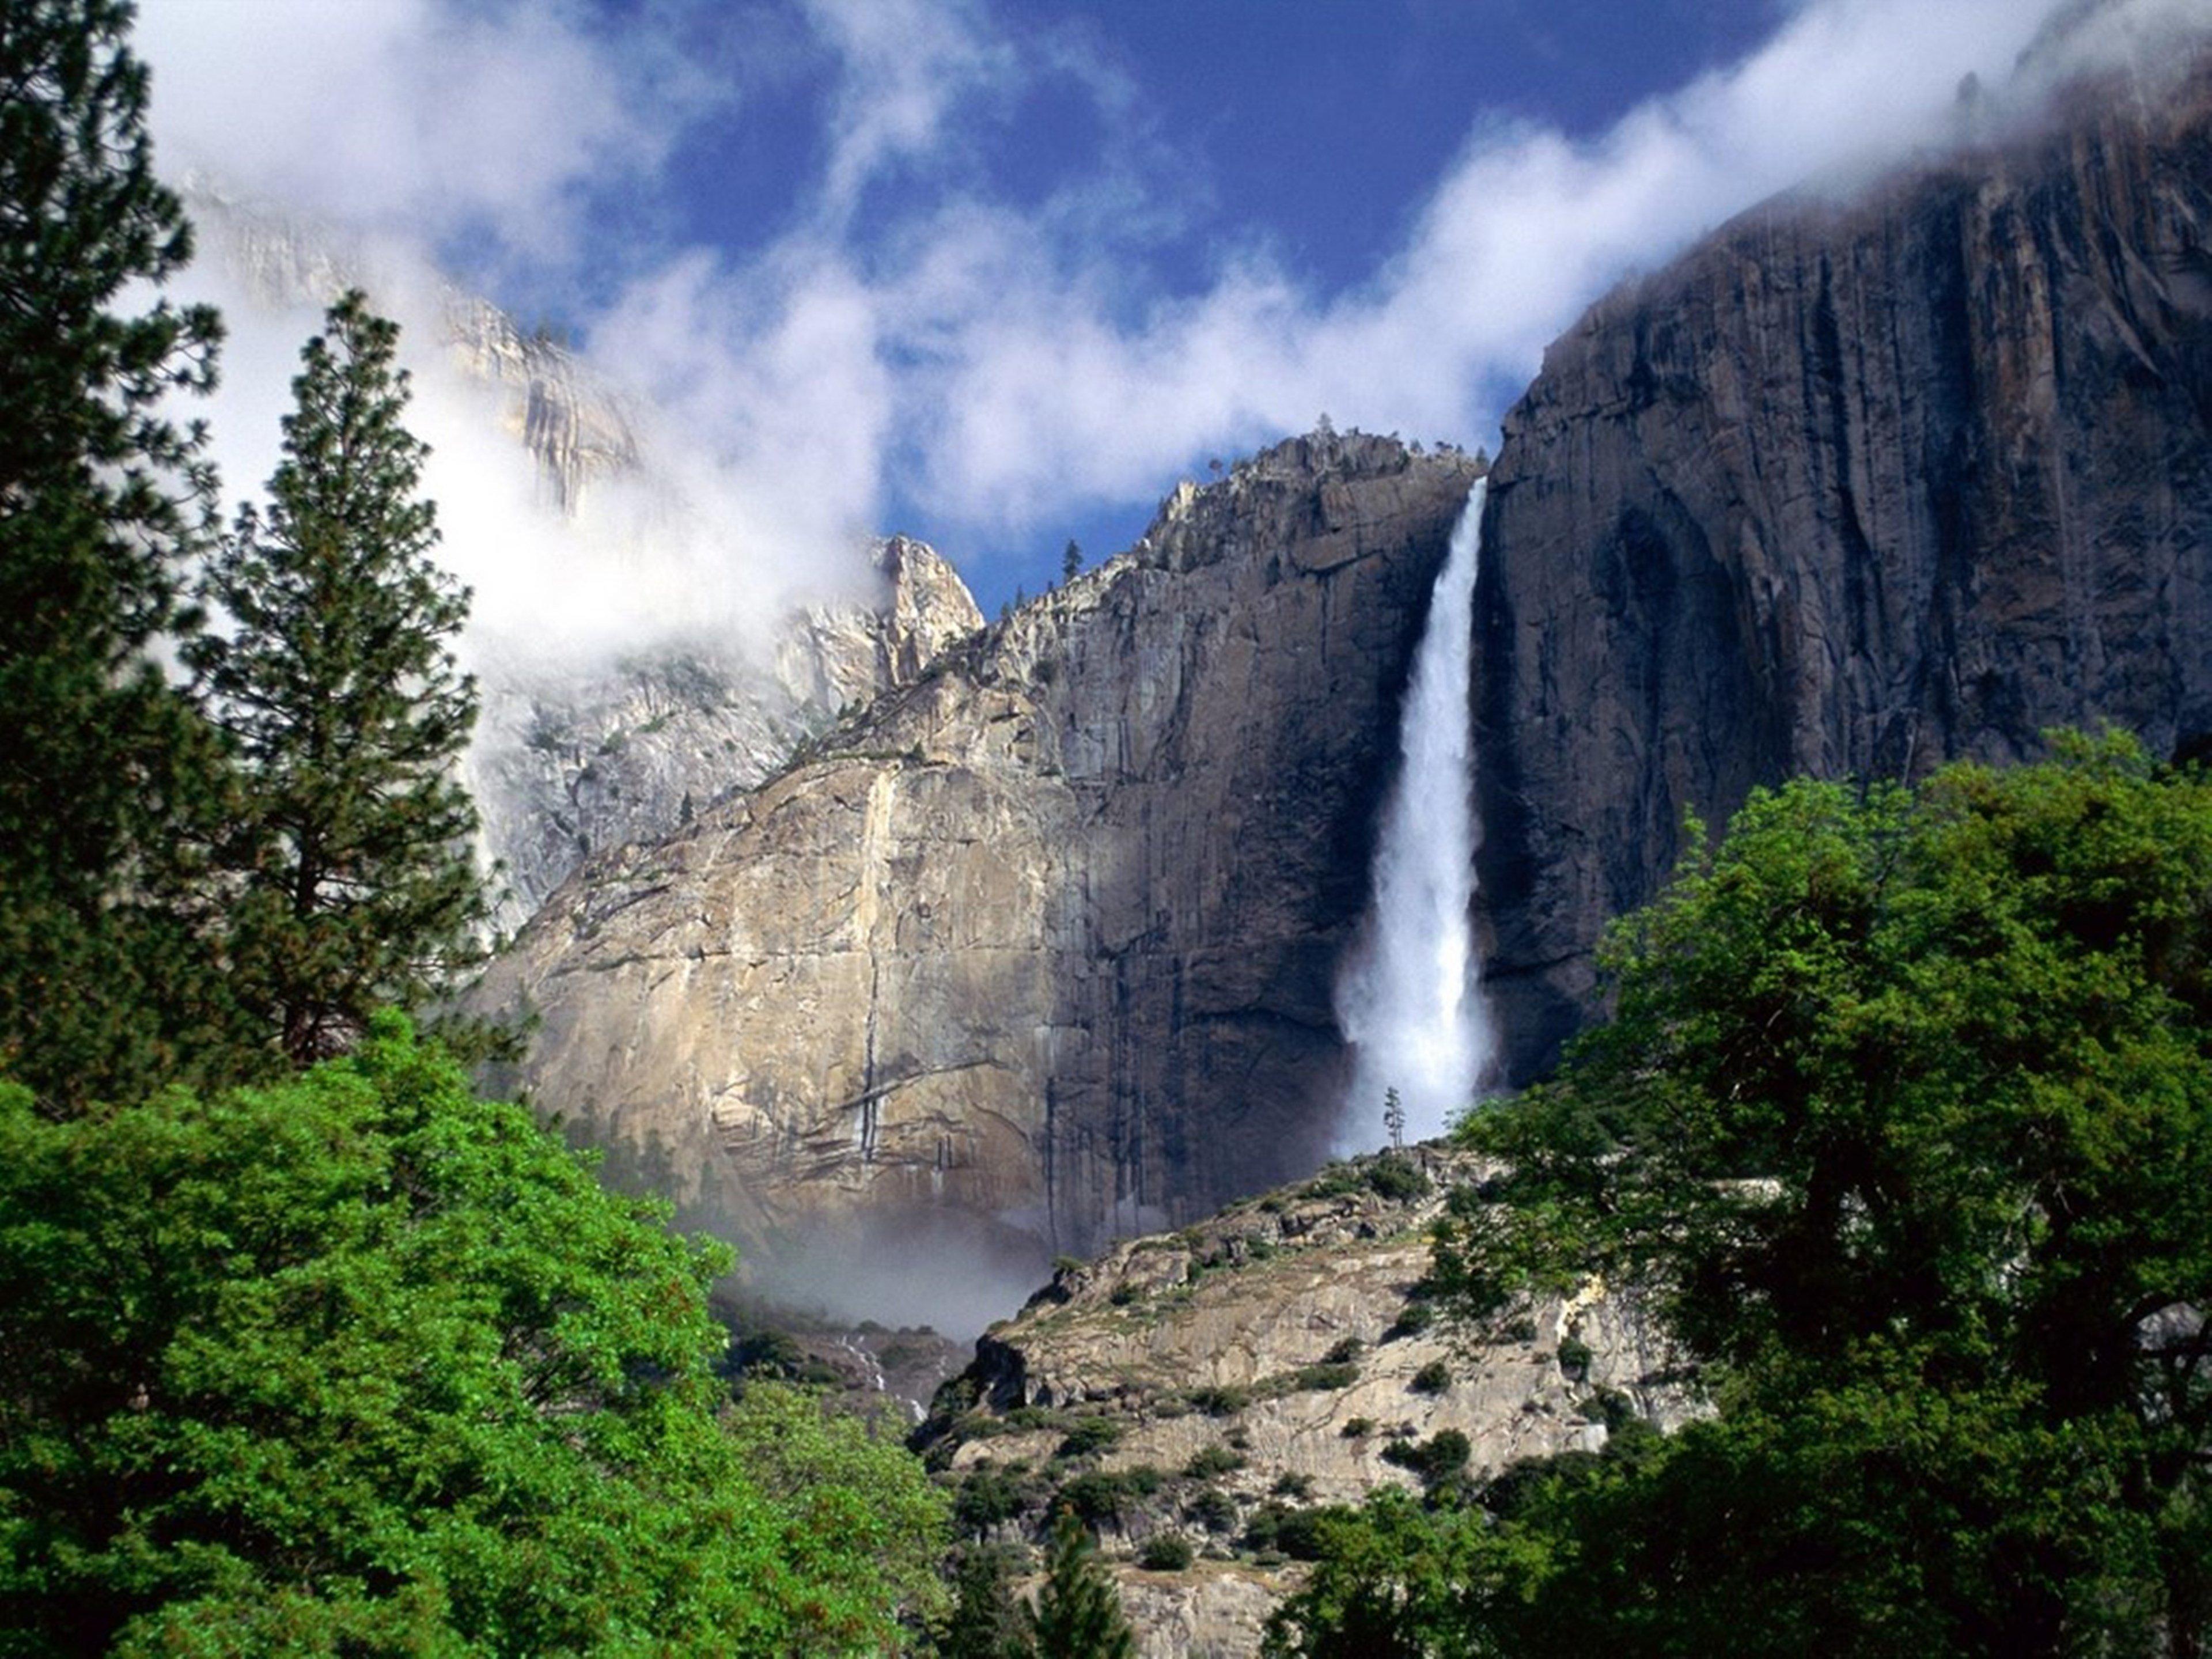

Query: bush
left=1557, top=1335, right=1593, bottom=1380
left=1323, top=1336, right=1364, bottom=1365
left=1366, top=1154, right=1431, bottom=1202
left=1054, top=1471, right=1137, bottom=1528
left=1288, top=1361, right=1361, bottom=1392
left=955, top=1466, right=1033, bottom=1535
left=1185, top=1444, right=1247, bottom=1480
left=1185, top=1487, right=1238, bottom=1533
left=1243, top=1502, right=1340, bottom=1562
left=1384, top=1301, right=1435, bottom=1341
left=1056, top=1416, right=1124, bottom=1460
left=1410, top=1360, right=1452, bottom=1395
left=1187, top=1384, right=1250, bottom=1416
left=1381, top=1429, right=1472, bottom=1488
left=1140, top=1533, right=1195, bottom=1571
left=1340, top=1417, right=1376, bottom=1438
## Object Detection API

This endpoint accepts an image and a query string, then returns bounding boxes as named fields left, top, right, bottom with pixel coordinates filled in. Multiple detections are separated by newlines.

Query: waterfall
left=1334, top=478, right=1493, bottom=1152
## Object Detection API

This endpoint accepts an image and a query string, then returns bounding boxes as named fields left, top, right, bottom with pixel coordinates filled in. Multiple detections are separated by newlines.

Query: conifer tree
left=0, top=0, right=231, bottom=1107
left=191, top=291, right=487, bottom=1065
left=1031, top=1506, right=1136, bottom=1659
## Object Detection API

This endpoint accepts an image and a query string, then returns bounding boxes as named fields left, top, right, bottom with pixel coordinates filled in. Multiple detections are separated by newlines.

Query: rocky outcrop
left=915, top=1146, right=1693, bottom=1658
left=476, top=435, right=1484, bottom=1297
left=1477, top=34, right=2212, bottom=1078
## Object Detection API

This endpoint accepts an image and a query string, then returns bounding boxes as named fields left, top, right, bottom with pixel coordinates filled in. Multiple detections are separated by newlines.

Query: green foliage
left=0, top=1017, right=946, bottom=1652
left=1262, top=1489, right=1508, bottom=1659
left=1184, top=1487, right=1238, bottom=1533
left=1138, top=1532, right=1194, bottom=1571
left=190, top=292, right=489, bottom=1066
left=956, top=1464, right=1040, bottom=1537
left=1184, top=1444, right=1247, bottom=1480
left=1243, top=1501, right=1345, bottom=1562
left=1055, top=1415, right=1124, bottom=1459
left=1031, top=1508, right=1135, bottom=1659
left=1379, top=1429, right=1471, bottom=1490
left=938, top=1543, right=1037, bottom=1658
left=1407, top=1359, right=1452, bottom=1395
left=1290, top=733, right=2212, bottom=1655
left=1382, top=1299, right=1434, bottom=1340
left=1062, top=539, right=1082, bottom=584
left=0, top=0, right=234, bottom=1108
left=1185, top=1383, right=1249, bottom=1416
left=1366, top=1153, right=1430, bottom=1202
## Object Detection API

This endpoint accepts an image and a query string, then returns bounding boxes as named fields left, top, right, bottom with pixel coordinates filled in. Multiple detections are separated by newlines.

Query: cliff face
left=1477, top=45, right=2212, bottom=1078
left=477, top=435, right=1483, bottom=1293
left=469, top=537, right=983, bottom=924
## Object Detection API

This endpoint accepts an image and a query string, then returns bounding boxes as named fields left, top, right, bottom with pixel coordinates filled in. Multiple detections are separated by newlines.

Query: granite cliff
left=1477, top=29, right=2212, bottom=1077
left=477, top=434, right=1483, bottom=1306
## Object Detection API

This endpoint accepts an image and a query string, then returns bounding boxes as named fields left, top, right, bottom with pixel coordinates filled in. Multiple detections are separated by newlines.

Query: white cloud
left=138, top=0, right=2142, bottom=626
left=137, top=0, right=704, bottom=264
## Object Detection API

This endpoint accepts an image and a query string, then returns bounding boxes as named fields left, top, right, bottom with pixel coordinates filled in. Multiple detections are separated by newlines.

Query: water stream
left=1334, top=478, right=1493, bottom=1150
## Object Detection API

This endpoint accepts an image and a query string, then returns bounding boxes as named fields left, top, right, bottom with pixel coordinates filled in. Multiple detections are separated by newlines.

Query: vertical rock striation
left=476, top=435, right=1483, bottom=1298
left=1478, top=41, right=2212, bottom=1080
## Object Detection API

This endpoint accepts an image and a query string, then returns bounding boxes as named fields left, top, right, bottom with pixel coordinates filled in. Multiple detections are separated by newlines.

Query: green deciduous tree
left=0, top=0, right=231, bottom=1106
left=1408, top=731, right=2212, bottom=1654
left=1281, top=734, right=2212, bottom=1656
left=0, top=1015, right=947, bottom=1653
left=1031, top=1506, right=1135, bottom=1659
left=190, top=291, right=488, bottom=1065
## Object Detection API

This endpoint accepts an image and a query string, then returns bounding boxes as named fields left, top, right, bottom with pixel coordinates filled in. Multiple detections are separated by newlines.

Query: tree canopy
left=0, top=0, right=231, bottom=1107
left=0, top=1016, right=947, bottom=1654
left=191, top=290, right=488, bottom=1067
left=1277, top=733, right=2212, bottom=1656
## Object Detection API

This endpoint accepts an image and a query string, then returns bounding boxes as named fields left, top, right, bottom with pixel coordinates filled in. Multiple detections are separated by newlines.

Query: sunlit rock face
left=1477, top=36, right=2212, bottom=1082
left=475, top=434, right=1483, bottom=1298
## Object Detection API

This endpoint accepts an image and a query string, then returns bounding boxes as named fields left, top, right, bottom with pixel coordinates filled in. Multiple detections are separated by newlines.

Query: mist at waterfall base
left=1335, top=481, right=1494, bottom=1154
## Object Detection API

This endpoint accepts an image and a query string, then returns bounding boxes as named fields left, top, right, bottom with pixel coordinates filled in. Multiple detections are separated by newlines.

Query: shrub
left=1055, top=1416, right=1124, bottom=1460
left=1381, top=1429, right=1472, bottom=1488
left=1366, top=1154, right=1431, bottom=1202
left=1557, top=1335, right=1594, bottom=1380
left=1410, top=1359, right=1452, bottom=1395
left=1140, top=1533, right=1195, bottom=1571
left=1384, top=1301, right=1435, bottom=1341
left=1323, top=1336, right=1364, bottom=1366
left=1185, top=1487, right=1238, bottom=1533
left=1289, top=1361, right=1361, bottom=1392
left=1340, top=1417, right=1375, bottom=1438
left=1187, top=1384, right=1250, bottom=1416
left=1184, top=1444, right=1247, bottom=1480
left=954, top=1466, right=1032, bottom=1536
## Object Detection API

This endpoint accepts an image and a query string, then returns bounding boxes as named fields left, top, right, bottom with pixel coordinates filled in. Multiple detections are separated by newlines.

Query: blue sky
left=135, top=0, right=2081, bottom=631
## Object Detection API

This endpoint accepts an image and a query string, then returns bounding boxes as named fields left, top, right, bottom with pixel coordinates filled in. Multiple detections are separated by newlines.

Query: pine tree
left=190, top=291, right=487, bottom=1066
left=939, top=1543, right=1037, bottom=1658
left=0, top=0, right=232, bottom=1107
left=1062, top=539, right=1082, bottom=584
left=1031, top=1506, right=1135, bottom=1659
left=1382, top=1085, right=1406, bottom=1150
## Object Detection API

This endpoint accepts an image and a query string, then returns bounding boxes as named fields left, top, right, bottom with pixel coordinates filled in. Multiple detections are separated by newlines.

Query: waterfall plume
left=1334, top=479, right=1493, bottom=1151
